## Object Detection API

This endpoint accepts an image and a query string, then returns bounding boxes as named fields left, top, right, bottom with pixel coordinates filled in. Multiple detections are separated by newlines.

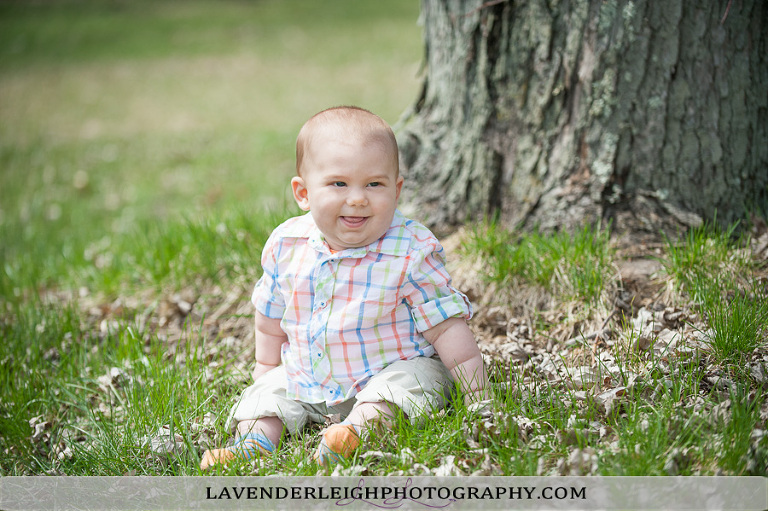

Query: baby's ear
left=291, top=176, right=311, bottom=211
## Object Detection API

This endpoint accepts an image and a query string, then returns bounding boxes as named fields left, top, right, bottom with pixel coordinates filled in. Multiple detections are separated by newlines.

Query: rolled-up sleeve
left=402, top=242, right=472, bottom=333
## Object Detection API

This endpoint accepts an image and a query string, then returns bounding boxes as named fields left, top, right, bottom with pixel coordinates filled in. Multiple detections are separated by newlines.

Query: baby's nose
left=346, top=190, right=368, bottom=206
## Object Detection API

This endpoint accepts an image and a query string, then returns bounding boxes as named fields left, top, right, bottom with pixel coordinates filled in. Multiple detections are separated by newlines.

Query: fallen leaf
left=144, top=425, right=185, bottom=455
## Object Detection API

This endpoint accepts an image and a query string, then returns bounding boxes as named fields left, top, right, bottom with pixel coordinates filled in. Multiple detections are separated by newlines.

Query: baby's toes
left=200, top=448, right=236, bottom=470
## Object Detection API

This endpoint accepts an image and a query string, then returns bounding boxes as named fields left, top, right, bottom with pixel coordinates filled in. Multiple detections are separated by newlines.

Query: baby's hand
left=251, top=361, right=279, bottom=382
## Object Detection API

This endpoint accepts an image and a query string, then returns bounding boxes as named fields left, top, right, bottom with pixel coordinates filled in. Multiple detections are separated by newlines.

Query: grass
left=0, top=0, right=422, bottom=296
left=0, top=0, right=422, bottom=476
left=3, top=213, right=767, bottom=476
left=455, top=218, right=768, bottom=477
left=462, top=219, right=615, bottom=303
left=696, top=280, right=768, bottom=371
left=660, top=220, right=765, bottom=373
left=2, top=0, right=768, bottom=480
left=660, top=220, right=750, bottom=302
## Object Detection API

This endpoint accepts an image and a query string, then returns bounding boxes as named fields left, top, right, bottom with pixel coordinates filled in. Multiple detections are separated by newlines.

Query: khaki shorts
left=227, top=356, right=454, bottom=435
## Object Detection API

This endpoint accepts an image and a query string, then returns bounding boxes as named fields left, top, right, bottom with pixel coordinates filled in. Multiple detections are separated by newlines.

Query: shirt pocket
left=335, top=256, right=407, bottom=330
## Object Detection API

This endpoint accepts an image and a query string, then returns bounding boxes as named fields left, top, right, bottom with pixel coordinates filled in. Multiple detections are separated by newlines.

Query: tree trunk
left=397, top=0, right=768, bottom=234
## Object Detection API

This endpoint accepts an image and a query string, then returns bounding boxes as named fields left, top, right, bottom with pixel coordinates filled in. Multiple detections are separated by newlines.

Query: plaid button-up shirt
left=251, top=209, right=472, bottom=405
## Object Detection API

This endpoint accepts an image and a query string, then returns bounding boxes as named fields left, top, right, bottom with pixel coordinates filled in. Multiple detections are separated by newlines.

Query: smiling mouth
left=340, top=216, right=368, bottom=228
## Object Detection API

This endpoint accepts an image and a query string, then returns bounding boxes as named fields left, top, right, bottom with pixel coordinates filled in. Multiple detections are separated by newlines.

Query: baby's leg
left=313, top=401, right=400, bottom=465
left=313, top=356, right=454, bottom=465
left=200, top=416, right=284, bottom=470
left=347, top=401, right=398, bottom=425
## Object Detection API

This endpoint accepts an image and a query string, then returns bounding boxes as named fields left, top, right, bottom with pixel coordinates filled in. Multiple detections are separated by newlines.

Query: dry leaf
left=433, top=455, right=462, bottom=476
left=144, top=425, right=184, bottom=455
left=565, top=366, right=601, bottom=390
left=558, top=447, right=598, bottom=475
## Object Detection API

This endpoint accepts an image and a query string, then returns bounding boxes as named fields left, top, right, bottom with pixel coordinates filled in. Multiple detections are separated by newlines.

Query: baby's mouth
left=340, top=216, right=368, bottom=228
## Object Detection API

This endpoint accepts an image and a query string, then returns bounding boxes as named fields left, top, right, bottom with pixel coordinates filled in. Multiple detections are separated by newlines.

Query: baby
left=200, top=106, right=488, bottom=469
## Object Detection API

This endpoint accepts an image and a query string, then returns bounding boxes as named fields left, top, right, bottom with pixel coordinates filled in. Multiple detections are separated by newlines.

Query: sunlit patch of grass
left=0, top=300, right=97, bottom=475
left=715, top=389, right=766, bottom=474
left=0, top=301, right=247, bottom=476
left=660, top=220, right=752, bottom=303
left=1, top=203, right=293, bottom=298
left=81, top=206, right=293, bottom=294
left=462, top=220, right=615, bottom=303
left=0, top=0, right=421, bottom=300
left=599, top=392, right=707, bottom=475
left=696, top=280, right=768, bottom=371
left=659, top=221, right=765, bottom=374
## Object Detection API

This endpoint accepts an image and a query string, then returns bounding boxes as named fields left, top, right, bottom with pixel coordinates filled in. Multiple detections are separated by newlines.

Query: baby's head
left=291, top=106, right=404, bottom=251
left=295, top=106, right=399, bottom=177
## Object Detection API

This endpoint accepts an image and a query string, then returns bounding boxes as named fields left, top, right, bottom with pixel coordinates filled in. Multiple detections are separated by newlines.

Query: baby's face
left=291, top=133, right=403, bottom=251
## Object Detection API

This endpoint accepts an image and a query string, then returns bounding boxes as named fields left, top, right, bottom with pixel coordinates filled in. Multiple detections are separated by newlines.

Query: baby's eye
left=333, top=181, right=347, bottom=187
left=367, top=182, right=381, bottom=187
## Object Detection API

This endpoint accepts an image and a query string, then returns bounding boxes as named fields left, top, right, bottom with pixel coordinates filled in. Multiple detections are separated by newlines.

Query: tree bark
left=397, top=0, right=768, bottom=234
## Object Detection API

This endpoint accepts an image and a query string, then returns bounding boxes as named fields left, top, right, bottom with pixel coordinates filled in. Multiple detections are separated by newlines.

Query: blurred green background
left=0, top=0, right=423, bottom=294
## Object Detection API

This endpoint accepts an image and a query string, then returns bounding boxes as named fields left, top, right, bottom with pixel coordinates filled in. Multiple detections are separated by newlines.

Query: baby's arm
left=251, top=310, right=286, bottom=382
left=423, top=317, right=489, bottom=405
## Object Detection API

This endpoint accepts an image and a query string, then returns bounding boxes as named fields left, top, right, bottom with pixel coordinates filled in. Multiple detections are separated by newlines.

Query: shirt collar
left=283, top=210, right=411, bottom=258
